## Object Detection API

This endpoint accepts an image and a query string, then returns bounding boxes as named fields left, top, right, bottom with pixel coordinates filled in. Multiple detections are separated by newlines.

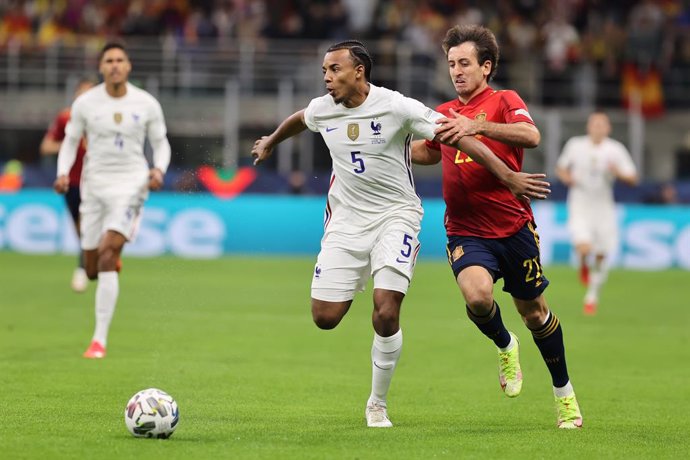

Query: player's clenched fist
left=53, top=175, right=69, bottom=194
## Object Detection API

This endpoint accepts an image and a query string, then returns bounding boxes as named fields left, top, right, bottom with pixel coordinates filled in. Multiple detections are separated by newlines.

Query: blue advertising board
left=1, top=190, right=689, bottom=269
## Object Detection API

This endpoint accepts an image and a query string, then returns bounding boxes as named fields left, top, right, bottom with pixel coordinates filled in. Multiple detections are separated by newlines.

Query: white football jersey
left=304, top=84, right=443, bottom=229
left=557, top=135, right=636, bottom=212
left=59, top=82, right=169, bottom=191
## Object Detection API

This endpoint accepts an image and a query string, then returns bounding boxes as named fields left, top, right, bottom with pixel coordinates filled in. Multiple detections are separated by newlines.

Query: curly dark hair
left=442, top=25, right=499, bottom=82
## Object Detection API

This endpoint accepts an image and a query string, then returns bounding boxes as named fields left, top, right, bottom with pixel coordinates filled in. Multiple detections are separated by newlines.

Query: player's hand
left=251, top=136, right=274, bottom=165
left=504, top=171, right=551, bottom=202
left=607, top=162, right=621, bottom=180
left=53, top=175, right=69, bottom=194
left=148, top=168, right=164, bottom=191
left=434, top=108, right=476, bottom=143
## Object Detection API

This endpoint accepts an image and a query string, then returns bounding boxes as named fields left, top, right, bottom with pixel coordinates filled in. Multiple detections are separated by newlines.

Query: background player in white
left=251, top=40, right=550, bottom=428
left=556, top=110, right=638, bottom=315
left=54, top=42, right=171, bottom=358
left=41, top=78, right=95, bottom=293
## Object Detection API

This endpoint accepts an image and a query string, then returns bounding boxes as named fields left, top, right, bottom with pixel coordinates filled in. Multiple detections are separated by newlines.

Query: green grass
left=1, top=252, right=688, bottom=459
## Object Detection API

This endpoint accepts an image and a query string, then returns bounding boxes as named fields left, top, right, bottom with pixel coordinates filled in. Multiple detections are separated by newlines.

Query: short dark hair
left=442, top=25, right=499, bottom=82
left=99, top=41, right=128, bottom=61
left=326, top=40, right=373, bottom=81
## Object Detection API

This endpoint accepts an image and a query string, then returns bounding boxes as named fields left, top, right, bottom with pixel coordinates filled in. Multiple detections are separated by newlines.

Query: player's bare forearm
left=555, top=166, right=574, bottom=186
left=252, top=109, right=308, bottom=165
left=473, top=121, right=540, bottom=148
left=435, top=110, right=540, bottom=148
left=618, top=173, right=639, bottom=187
left=411, top=140, right=441, bottom=165
left=452, top=136, right=550, bottom=200
left=40, top=137, right=61, bottom=156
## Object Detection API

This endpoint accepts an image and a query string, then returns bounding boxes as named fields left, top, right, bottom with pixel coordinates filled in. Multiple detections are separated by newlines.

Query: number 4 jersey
left=304, top=83, right=443, bottom=231
left=59, top=82, right=170, bottom=195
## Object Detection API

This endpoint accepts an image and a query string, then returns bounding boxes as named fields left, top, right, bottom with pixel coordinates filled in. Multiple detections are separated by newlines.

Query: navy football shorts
left=446, top=222, right=549, bottom=301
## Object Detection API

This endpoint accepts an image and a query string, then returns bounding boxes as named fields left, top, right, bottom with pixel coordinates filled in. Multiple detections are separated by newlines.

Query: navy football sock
left=466, top=301, right=511, bottom=349
left=531, top=311, right=570, bottom=388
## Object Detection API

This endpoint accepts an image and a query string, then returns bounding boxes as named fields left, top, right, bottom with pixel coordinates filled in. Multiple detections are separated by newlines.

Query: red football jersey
left=426, top=87, right=536, bottom=238
left=46, top=108, right=86, bottom=186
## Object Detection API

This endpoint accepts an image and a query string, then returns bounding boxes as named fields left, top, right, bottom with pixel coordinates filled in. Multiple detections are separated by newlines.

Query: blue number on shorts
left=351, top=151, right=365, bottom=174
left=401, top=234, right=413, bottom=258
left=114, top=133, right=124, bottom=150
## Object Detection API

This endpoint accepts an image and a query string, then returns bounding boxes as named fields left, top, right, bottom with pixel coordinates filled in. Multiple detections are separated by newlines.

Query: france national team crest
left=314, top=264, right=322, bottom=279
left=113, top=112, right=123, bottom=124
left=370, top=119, right=386, bottom=144
left=347, top=123, right=359, bottom=141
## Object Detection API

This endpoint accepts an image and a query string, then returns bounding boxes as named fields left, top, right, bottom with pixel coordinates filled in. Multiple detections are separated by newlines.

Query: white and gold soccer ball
left=124, top=388, right=179, bottom=438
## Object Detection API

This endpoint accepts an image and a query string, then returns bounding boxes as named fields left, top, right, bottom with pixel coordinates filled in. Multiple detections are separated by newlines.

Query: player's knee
left=312, top=312, right=341, bottom=330
left=464, top=290, right=494, bottom=315
left=97, top=246, right=119, bottom=271
left=311, top=301, right=344, bottom=330
left=519, top=303, right=548, bottom=328
left=86, top=269, right=98, bottom=281
left=373, top=304, right=399, bottom=326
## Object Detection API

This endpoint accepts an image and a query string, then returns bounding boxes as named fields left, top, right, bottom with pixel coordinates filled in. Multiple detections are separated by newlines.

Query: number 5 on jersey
left=396, top=234, right=414, bottom=264
left=351, top=151, right=365, bottom=174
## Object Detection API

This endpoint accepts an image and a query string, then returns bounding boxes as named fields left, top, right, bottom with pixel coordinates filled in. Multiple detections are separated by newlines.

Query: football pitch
left=1, top=252, right=688, bottom=459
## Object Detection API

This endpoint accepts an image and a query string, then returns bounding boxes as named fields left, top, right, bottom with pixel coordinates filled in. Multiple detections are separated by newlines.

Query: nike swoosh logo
left=325, top=127, right=338, bottom=132
left=373, top=361, right=393, bottom=370
left=396, top=257, right=408, bottom=264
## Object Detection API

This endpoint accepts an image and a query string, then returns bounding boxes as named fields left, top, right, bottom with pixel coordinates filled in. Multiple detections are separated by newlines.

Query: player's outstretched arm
left=252, top=109, right=308, bottom=165
left=435, top=108, right=540, bottom=148
left=453, top=135, right=551, bottom=201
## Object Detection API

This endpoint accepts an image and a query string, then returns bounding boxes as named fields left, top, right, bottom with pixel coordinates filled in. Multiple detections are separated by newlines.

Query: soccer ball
left=124, top=388, right=179, bottom=438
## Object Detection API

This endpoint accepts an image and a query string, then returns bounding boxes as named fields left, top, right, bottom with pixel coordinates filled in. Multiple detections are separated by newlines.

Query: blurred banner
left=1, top=190, right=689, bottom=270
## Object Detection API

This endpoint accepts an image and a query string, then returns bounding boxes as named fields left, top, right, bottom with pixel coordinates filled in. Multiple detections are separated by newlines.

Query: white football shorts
left=79, top=187, right=146, bottom=250
left=311, top=216, right=421, bottom=302
left=568, top=208, right=618, bottom=254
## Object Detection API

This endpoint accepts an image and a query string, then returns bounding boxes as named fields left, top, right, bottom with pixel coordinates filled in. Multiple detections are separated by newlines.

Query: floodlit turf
left=1, top=252, right=688, bottom=459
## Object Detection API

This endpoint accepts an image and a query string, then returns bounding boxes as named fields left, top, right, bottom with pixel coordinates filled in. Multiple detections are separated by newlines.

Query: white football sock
left=369, top=329, right=403, bottom=405
left=553, top=380, right=574, bottom=398
left=92, top=271, right=119, bottom=346
left=585, top=266, right=608, bottom=303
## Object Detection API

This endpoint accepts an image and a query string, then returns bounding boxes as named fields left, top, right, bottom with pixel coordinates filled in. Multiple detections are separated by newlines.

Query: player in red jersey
left=41, top=78, right=95, bottom=293
left=412, top=25, right=582, bottom=429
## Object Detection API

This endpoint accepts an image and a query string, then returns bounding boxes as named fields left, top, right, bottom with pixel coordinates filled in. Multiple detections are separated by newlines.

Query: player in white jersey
left=54, top=42, right=171, bottom=358
left=556, top=111, right=638, bottom=315
left=251, top=40, right=550, bottom=428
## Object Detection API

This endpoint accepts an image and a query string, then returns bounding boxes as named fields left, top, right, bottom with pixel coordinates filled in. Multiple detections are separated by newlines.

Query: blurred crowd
left=1, top=0, right=688, bottom=65
left=2, top=1, right=690, bottom=110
